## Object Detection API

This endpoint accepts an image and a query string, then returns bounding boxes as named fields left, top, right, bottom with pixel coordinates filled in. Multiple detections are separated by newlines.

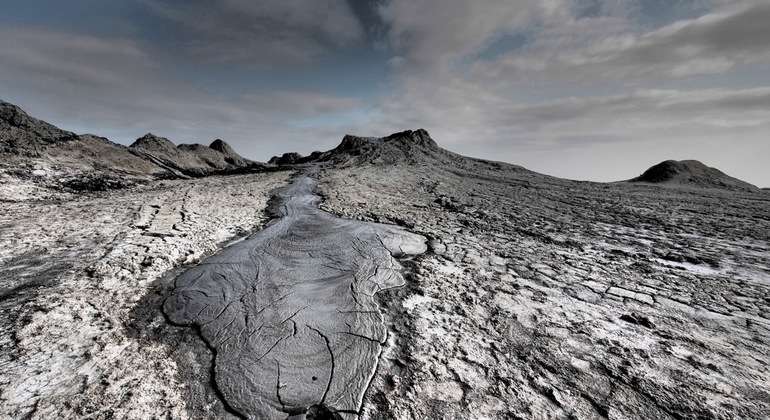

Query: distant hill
left=629, top=160, right=757, bottom=191
left=270, top=129, right=527, bottom=173
left=0, top=99, right=263, bottom=198
left=128, top=133, right=254, bottom=177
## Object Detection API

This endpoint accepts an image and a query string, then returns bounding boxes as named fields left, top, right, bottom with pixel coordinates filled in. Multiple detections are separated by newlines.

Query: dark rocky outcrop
left=0, top=99, right=264, bottom=195
left=268, top=152, right=304, bottom=165
left=210, top=139, right=249, bottom=166
left=1, top=100, right=79, bottom=156
left=128, top=134, right=256, bottom=177
left=321, top=129, right=443, bottom=166
left=629, top=159, right=757, bottom=191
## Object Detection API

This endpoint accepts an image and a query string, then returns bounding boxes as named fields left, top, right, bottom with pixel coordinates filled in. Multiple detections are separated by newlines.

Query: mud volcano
left=163, top=165, right=427, bottom=419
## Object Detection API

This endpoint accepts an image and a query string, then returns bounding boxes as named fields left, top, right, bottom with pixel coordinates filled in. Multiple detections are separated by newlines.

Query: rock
left=130, top=133, right=258, bottom=176
left=269, top=152, right=304, bottom=165
left=130, top=132, right=178, bottom=153
left=619, top=313, right=655, bottom=329
left=209, top=139, right=249, bottom=166
left=0, top=99, right=78, bottom=156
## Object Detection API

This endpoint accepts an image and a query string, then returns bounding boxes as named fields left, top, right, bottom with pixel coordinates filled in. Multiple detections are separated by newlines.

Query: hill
left=128, top=133, right=254, bottom=177
left=629, top=159, right=757, bottom=191
left=271, top=128, right=527, bottom=174
left=0, top=100, right=261, bottom=199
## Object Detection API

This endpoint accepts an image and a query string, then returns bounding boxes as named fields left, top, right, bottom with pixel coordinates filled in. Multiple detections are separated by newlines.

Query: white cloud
left=380, top=0, right=770, bottom=83
left=468, top=0, right=770, bottom=85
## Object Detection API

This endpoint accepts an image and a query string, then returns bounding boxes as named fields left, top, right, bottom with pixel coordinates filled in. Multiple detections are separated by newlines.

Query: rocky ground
left=1, top=123, right=769, bottom=419
left=317, top=153, right=770, bottom=419
left=0, top=170, right=290, bottom=419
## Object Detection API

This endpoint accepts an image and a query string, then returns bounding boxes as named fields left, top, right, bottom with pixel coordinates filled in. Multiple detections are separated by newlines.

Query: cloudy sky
left=1, top=0, right=768, bottom=186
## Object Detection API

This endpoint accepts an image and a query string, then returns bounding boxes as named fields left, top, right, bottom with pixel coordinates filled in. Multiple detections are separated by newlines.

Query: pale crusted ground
left=2, top=152, right=769, bottom=420
left=0, top=171, right=291, bottom=419
left=317, top=162, right=770, bottom=419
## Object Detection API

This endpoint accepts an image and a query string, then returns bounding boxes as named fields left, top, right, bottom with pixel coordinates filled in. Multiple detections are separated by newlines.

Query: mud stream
left=163, top=165, right=427, bottom=419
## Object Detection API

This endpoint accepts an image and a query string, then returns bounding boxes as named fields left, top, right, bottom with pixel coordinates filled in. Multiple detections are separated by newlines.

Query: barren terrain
left=1, top=125, right=769, bottom=419
left=1, top=171, right=290, bottom=418
left=317, top=145, right=770, bottom=419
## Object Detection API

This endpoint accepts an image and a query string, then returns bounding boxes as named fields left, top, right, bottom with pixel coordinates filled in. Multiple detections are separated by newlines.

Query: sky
left=1, top=0, right=768, bottom=186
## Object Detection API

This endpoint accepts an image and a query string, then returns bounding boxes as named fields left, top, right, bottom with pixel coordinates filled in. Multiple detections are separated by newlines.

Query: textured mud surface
left=0, top=171, right=290, bottom=419
left=2, top=125, right=769, bottom=420
left=164, top=166, right=426, bottom=419
left=318, top=156, right=770, bottom=419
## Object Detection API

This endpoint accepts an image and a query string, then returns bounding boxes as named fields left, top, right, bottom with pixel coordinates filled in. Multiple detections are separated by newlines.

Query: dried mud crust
left=0, top=171, right=291, bottom=419
left=317, top=162, right=770, bottom=419
left=162, top=169, right=427, bottom=419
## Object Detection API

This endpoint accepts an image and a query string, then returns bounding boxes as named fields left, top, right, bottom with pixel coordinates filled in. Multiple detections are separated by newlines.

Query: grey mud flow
left=163, top=165, right=427, bottom=419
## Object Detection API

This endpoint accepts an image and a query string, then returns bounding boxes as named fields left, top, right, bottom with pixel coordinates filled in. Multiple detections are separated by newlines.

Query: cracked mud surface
left=0, top=171, right=290, bottom=419
left=317, top=159, right=770, bottom=419
left=164, top=166, right=427, bottom=419
left=2, top=130, right=769, bottom=420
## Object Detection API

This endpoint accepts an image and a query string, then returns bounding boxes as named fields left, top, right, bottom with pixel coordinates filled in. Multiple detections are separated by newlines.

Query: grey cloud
left=379, top=0, right=566, bottom=72
left=366, top=63, right=770, bottom=184
left=654, top=2, right=770, bottom=55
left=450, top=1, right=770, bottom=89
left=141, top=0, right=365, bottom=68
left=0, top=26, right=153, bottom=90
left=615, top=2, right=770, bottom=75
left=0, top=24, right=361, bottom=161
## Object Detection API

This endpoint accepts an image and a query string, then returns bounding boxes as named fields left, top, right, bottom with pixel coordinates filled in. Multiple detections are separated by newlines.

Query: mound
left=290, top=129, right=526, bottom=177
left=268, top=152, right=305, bottom=165
left=324, top=129, right=444, bottom=166
left=210, top=139, right=249, bottom=166
left=630, top=160, right=757, bottom=191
